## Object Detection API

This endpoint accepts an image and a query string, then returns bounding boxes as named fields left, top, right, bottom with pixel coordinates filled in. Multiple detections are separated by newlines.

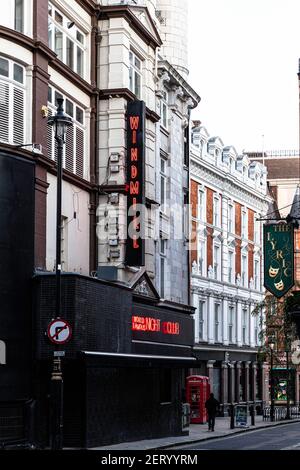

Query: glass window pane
left=129, top=51, right=133, bottom=63
left=48, top=87, right=52, bottom=103
left=76, top=31, right=84, bottom=44
left=135, top=72, right=141, bottom=98
left=77, top=47, right=83, bottom=77
left=15, top=0, right=24, bottom=33
left=55, top=11, right=63, bottom=25
left=48, top=21, right=53, bottom=48
left=76, top=107, right=83, bottom=124
left=66, top=38, right=74, bottom=70
left=0, top=58, right=9, bottom=77
left=66, top=99, right=73, bottom=117
left=13, top=63, right=23, bottom=83
left=134, top=56, right=141, bottom=70
left=55, top=91, right=63, bottom=106
left=55, top=28, right=63, bottom=60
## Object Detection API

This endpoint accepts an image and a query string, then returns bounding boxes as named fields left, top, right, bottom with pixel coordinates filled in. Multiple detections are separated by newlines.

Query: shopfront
left=33, top=272, right=195, bottom=448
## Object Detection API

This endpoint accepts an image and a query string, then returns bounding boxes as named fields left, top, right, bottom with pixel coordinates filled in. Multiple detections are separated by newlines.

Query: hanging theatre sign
left=263, top=223, right=294, bottom=298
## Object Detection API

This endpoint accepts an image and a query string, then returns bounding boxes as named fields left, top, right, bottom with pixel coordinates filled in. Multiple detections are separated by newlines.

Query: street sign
left=235, top=405, right=248, bottom=427
left=47, top=319, right=72, bottom=345
left=263, top=224, right=294, bottom=298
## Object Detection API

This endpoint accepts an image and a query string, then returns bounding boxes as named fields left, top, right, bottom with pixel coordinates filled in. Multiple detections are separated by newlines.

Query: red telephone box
left=186, top=375, right=210, bottom=424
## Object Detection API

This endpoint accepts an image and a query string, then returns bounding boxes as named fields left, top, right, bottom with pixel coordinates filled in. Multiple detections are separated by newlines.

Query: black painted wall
left=0, top=153, right=35, bottom=400
left=34, top=274, right=132, bottom=359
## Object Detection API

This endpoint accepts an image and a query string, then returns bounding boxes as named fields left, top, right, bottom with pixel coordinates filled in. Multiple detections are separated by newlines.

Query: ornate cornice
left=99, top=5, right=162, bottom=49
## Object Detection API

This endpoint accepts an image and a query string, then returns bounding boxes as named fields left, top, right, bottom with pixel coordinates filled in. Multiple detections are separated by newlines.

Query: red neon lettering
left=132, top=131, right=137, bottom=144
left=130, top=116, right=140, bottom=130
left=130, top=181, right=139, bottom=195
left=131, top=165, right=138, bottom=179
left=131, top=316, right=161, bottom=332
left=162, top=322, right=180, bottom=335
left=133, top=237, right=139, bottom=249
left=131, top=148, right=138, bottom=161
left=132, top=197, right=137, bottom=209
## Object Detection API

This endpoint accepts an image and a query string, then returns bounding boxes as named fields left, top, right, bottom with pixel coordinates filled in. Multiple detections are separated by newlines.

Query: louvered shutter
left=47, top=108, right=53, bottom=160
left=0, top=82, right=9, bottom=143
left=76, top=127, right=84, bottom=178
left=13, top=86, right=24, bottom=145
left=65, top=125, right=74, bottom=173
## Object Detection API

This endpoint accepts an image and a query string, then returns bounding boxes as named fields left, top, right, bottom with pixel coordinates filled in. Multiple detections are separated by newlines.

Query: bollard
left=250, top=405, right=255, bottom=426
left=230, top=404, right=235, bottom=429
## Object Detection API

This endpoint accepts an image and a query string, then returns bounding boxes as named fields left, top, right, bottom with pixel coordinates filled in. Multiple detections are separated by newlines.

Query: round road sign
left=47, top=319, right=72, bottom=345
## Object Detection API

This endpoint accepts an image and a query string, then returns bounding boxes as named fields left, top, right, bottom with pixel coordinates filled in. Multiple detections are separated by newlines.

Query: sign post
left=263, top=224, right=294, bottom=298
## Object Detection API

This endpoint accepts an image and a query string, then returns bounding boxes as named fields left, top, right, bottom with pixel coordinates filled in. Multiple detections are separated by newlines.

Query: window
left=160, top=239, right=167, bottom=298
left=0, top=57, right=25, bottom=145
left=199, top=300, right=205, bottom=340
left=228, top=306, right=235, bottom=343
left=198, top=239, right=205, bottom=275
left=198, top=189, right=205, bottom=222
left=214, top=304, right=220, bottom=342
left=48, top=3, right=86, bottom=78
left=254, top=315, right=259, bottom=346
left=228, top=204, right=234, bottom=233
left=213, top=196, right=220, bottom=227
left=160, top=91, right=168, bottom=129
left=254, top=218, right=260, bottom=243
left=228, top=250, right=234, bottom=283
left=47, top=86, right=87, bottom=179
left=15, top=0, right=24, bottom=33
left=254, top=259, right=259, bottom=290
left=129, top=50, right=142, bottom=98
left=242, top=210, right=247, bottom=238
left=242, top=254, right=247, bottom=287
left=160, top=157, right=167, bottom=209
left=242, top=308, right=248, bottom=344
left=214, top=245, right=221, bottom=280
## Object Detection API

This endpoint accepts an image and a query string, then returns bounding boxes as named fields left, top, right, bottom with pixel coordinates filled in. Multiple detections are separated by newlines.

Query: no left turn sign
left=47, top=319, right=72, bottom=345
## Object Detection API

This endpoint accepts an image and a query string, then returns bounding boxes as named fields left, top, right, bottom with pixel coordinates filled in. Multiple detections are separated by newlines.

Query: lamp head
left=47, top=97, right=73, bottom=140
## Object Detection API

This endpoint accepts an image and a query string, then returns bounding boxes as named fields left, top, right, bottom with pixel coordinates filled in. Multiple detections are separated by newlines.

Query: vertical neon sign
left=125, top=100, right=145, bottom=266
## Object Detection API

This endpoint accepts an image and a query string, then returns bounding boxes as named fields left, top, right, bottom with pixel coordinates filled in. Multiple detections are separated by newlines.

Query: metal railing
left=263, top=404, right=300, bottom=421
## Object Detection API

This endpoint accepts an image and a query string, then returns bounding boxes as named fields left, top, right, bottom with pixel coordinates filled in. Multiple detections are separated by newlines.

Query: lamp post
left=47, top=98, right=72, bottom=450
left=285, top=337, right=291, bottom=420
left=269, top=340, right=275, bottom=422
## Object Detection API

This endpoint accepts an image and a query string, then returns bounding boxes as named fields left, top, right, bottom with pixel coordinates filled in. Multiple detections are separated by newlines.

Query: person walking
left=205, top=393, right=220, bottom=432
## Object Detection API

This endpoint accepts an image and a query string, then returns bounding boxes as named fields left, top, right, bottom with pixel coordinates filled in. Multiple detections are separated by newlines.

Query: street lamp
left=47, top=98, right=72, bottom=450
left=285, top=337, right=291, bottom=420
left=269, top=339, right=275, bottom=422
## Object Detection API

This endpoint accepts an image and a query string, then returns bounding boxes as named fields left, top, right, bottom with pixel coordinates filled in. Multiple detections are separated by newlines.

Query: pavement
left=91, top=415, right=300, bottom=450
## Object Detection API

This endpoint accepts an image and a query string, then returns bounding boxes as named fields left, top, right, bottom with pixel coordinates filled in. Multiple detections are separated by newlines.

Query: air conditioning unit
left=109, top=249, right=120, bottom=259
left=110, top=153, right=120, bottom=162
left=110, top=165, right=119, bottom=173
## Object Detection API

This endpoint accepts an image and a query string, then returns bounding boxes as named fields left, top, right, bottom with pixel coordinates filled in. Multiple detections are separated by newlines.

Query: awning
left=80, top=351, right=197, bottom=368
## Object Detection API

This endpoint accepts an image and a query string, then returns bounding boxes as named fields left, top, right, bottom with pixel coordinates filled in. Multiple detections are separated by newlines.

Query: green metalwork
left=263, top=224, right=294, bottom=298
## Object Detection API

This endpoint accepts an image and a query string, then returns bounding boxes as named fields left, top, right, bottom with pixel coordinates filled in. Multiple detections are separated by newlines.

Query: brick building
left=189, top=122, right=270, bottom=412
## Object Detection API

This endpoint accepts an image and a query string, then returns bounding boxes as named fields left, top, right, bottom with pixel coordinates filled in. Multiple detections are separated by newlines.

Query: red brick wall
left=248, top=209, right=254, bottom=242
left=235, top=202, right=241, bottom=236
left=206, top=189, right=214, bottom=268
left=190, top=179, right=198, bottom=266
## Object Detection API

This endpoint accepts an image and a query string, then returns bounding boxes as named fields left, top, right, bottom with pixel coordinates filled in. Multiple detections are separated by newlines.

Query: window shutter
left=0, top=82, right=9, bottom=143
left=47, top=108, right=53, bottom=160
left=13, top=86, right=24, bottom=145
left=75, top=127, right=84, bottom=178
left=65, top=125, right=74, bottom=173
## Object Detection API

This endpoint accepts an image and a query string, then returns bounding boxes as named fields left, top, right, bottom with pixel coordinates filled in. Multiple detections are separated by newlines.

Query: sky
left=187, top=0, right=300, bottom=154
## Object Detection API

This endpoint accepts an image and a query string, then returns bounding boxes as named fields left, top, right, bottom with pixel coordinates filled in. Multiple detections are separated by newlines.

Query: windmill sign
left=263, top=223, right=294, bottom=298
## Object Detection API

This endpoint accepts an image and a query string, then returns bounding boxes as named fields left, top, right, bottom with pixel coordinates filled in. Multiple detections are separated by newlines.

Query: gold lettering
left=276, top=250, right=284, bottom=260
